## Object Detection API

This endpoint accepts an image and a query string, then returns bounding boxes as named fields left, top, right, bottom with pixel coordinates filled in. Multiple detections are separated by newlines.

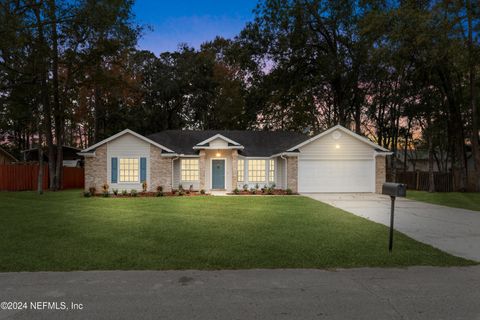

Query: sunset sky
left=133, top=1, right=258, bottom=54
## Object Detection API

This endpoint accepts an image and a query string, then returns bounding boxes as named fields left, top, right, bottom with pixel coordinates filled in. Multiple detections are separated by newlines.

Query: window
left=119, top=158, right=139, bottom=182
left=248, top=160, right=266, bottom=182
left=237, top=159, right=244, bottom=182
left=181, top=159, right=199, bottom=181
left=269, top=159, right=275, bottom=182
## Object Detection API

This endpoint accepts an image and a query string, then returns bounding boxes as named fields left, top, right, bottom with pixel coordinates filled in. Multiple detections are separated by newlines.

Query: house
left=0, top=146, right=17, bottom=164
left=78, top=125, right=391, bottom=193
left=22, top=145, right=83, bottom=167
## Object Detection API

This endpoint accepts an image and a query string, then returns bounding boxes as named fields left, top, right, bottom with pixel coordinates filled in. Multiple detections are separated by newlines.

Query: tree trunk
left=427, top=119, right=435, bottom=192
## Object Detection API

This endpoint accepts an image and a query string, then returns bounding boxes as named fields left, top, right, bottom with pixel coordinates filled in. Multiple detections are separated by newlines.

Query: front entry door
left=212, top=159, right=225, bottom=189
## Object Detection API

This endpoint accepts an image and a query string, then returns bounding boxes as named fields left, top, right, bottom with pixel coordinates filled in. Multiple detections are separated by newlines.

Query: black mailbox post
left=382, top=182, right=407, bottom=252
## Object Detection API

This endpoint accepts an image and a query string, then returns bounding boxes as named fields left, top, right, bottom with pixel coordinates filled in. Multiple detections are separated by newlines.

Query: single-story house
left=0, top=146, right=17, bottom=164
left=78, top=125, right=391, bottom=193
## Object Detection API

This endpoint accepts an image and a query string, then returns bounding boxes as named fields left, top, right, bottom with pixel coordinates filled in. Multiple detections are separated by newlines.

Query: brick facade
left=286, top=156, right=298, bottom=193
left=199, top=150, right=206, bottom=190
left=231, top=150, right=238, bottom=190
left=84, top=144, right=107, bottom=192
left=375, top=155, right=386, bottom=193
left=150, top=145, right=173, bottom=192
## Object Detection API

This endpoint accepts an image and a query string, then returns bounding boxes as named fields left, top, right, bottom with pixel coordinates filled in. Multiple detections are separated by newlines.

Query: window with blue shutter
left=111, top=157, right=118, bottom=183
left=140, top=157, right=147, bottom=182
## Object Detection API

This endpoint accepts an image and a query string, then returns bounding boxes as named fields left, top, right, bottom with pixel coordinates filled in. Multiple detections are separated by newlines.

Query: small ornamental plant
left=255, top=183, right=259, bottom=191
left=286, top=188, right=293, bottom=195
left=178, top=189, right=185, bottom=196
left=178, top=184, right=184, bottom=191
left=112, top=189, right=119, bottom=196
left=130, top=189, right=138, bottom=197
left=267, top=187, right=274, bottom=195
left=250, top=188, right=256, bottom=195
left=142, top=181, right=147, bottom=193
left=156, top=186, right=164, bottom=197
left=121, top=189, right=128, bottom=196
left=189, top=185, right=194, bottom=193
left=233, top=188, right=240, bottom=195
left=243, top=184, right=248, bottom=191
left=200, top=189, right=205, bottom=195
left=83, top=191, right=91, bottom=198
left=102, top=183, right=109, bottom=193
left=89, top=187, right=96, bottom=196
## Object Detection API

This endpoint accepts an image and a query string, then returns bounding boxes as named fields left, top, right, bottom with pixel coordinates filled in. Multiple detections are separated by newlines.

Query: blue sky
left=133, top=1, right=258, bottom=54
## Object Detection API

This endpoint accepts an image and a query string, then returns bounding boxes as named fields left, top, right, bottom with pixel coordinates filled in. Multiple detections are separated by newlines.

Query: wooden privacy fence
left=395, top=171, right=453, bottom=192
left=0, top=164, right=84, bottom=191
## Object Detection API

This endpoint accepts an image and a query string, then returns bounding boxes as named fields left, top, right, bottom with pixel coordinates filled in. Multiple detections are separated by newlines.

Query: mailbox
left=382, top=182, right=406, bottom=198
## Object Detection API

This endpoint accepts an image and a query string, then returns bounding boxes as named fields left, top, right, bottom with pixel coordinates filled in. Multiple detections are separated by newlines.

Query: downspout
left=171, top=156, right=179, bottom=191
left=280, top=153, right=287, bottom=190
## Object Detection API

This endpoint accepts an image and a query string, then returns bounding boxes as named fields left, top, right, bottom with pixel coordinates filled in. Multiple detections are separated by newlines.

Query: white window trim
left=117, top=156, right=141, bottom=184
left=180, top=158, right=200, bottom=182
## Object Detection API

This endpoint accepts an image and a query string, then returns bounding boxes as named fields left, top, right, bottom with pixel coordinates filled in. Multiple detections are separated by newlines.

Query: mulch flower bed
left=86, top=191, right=209, bottom=198
left=228, top=189, right=296, bottom=196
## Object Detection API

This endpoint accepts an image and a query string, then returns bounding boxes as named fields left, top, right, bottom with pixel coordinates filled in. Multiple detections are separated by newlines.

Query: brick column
left=150, top=145, right=173, bottom=192
left=199, top=150, right=206, bottom=190
left=287, top=156, right=298, bottom=193
left=375, top=155, right=386, bottom=193
left=231, top=150, right=238, bottom=190
left=84, top=144, right=107, bottom=192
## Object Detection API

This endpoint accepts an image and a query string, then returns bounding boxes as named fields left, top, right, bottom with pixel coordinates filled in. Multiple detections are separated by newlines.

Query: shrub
left=178, top=190, right=185, bottom=196
left=270, top=183, right=276, bottom=189
left=286, top=188, right=293, bottom=195
left=267, top=187, right=273, bottom=195
left=121, top=189, right=128, bottom=196
left=172, top=189, right=177, bottom=195
left=200, top=189, right=205, bottom=195
left=157, top=186, right=163, bottom=192
left=130, top=189, right=138, bottom=197
left=112, top=189, right=118, bottom=196
left=255, top=183, right=259, bottom=190
left=102, top=183, right=109, bottom=193
left=250, top=188, right=256, bottom=194
left=89, top=187, right=96, bottom=195
left=233, top=188, right=240, bottom=194
left=189, top=185, right=194, bottom=192
left=83, top=191, right=91, bottom=198
left=156, top=191, right=164, bottom=197
left=142, top=181, right=147, bottom=193
left=243, top=184, right=248, bottom=191
left=178, top=184, right=184, bottom=191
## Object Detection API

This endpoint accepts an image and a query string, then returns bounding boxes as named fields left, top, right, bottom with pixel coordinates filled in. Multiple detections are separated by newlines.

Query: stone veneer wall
left=150, top=145, right=173, bottom=192
left=231, top=150, right=238, bottom=190
left=84, top=144, right=107, bottom=192
left=199, top=150, right=206, bottom=190
left=286, top=156, right=298, bottom=193
left=375, top=155, right=386, bottom=194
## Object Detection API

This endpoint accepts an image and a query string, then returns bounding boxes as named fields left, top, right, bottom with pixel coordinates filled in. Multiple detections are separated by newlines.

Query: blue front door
left=212, top=159, right=225, bottom=189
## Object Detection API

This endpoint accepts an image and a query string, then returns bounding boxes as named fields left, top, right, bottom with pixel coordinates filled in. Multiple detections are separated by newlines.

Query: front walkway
left=304, top=193, right=480, bottom=262
left=0, top=267, right=479, bottom=320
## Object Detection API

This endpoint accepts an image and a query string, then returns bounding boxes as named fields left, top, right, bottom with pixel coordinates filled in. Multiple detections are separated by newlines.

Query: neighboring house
left=0, top=147, right=17, bottom=164
left=78, top=125, right=391, bottom=194
left=22, top=145, right=83, bottom=167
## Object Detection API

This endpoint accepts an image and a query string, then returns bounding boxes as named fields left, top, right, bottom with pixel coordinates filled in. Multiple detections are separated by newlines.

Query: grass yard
left=407, top=191, right=480, bottom=212
left=0, top=190, right=474, bottom=271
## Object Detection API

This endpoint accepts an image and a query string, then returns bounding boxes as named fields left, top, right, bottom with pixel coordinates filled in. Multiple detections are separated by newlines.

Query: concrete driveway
left=304, top=193, right=480, bottom=262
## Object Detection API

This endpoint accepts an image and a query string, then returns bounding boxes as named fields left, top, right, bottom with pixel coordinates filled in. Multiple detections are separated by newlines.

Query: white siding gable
left=107, top=133, right=150, bottom=191
left=299, top=129, right=374, bottom=160
left=208, top=138, right=229, bottom=149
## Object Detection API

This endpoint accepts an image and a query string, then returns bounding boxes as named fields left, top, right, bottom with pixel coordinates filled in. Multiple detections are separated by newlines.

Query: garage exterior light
left=335, top=144, right=340, bottom=149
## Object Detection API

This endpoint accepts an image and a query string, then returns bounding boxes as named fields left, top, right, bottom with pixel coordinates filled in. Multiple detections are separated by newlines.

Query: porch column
left=199, top=150, right=206, bottom=190
left=231, top=150, right=238, bottom=190
left=286, top=156, right=298, bottom=193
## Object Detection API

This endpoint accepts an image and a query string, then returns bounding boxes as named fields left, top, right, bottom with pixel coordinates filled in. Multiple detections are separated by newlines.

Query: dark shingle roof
left=147, top=130, right=308, bottom=157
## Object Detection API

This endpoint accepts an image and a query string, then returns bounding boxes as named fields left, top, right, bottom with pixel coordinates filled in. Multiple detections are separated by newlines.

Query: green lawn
left=407, top=191, right=480, bottom=211
left=0, top=190, right=474, bottom=272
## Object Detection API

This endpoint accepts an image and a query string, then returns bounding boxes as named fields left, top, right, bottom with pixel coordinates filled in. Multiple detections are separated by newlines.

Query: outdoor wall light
left=335, top=144, right=340, bottom=149
left=216, top=152, right=221, bottom=157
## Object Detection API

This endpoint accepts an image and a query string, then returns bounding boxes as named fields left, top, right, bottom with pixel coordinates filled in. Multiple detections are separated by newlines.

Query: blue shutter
left=140, top=157, right=147, bottom=182
left=111, top=157, right=118, bottom=183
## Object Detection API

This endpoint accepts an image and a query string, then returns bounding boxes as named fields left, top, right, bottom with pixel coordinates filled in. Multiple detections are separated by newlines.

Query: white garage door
left=298, top=159, right=375, bottom=193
